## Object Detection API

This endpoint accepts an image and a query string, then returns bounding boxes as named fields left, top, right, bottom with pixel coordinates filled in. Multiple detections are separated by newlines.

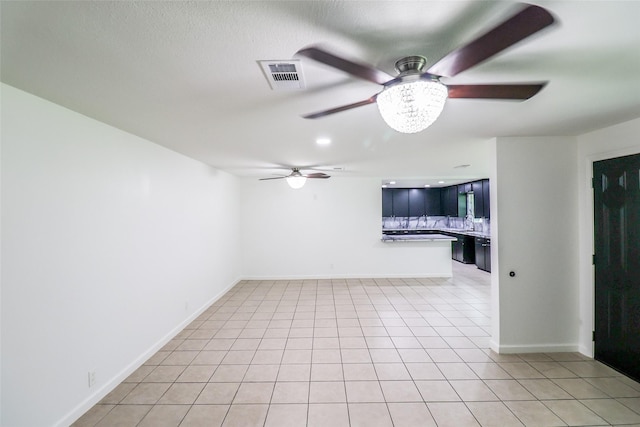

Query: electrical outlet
left=88, top=370, right=96, bottom=388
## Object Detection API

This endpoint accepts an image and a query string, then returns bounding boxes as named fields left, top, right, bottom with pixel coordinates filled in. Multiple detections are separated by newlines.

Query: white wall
left=493, top=136, right=579, bottom=353
left=240, top=177, right=452, bottom=278
left=1, top=84, right=242, bottom=427
left=576, top=118, right=640, bottom=356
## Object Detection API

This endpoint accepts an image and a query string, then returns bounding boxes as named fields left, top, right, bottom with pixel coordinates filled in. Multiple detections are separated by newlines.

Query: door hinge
left=591, top=177, right=595, bottom=188
left=592, top=330, right=596, bottom=342
left=592, top=254, right=596, bottom=265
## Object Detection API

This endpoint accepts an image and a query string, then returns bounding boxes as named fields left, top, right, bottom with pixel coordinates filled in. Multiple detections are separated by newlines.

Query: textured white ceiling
left=2, top=1, right=639, bottom=186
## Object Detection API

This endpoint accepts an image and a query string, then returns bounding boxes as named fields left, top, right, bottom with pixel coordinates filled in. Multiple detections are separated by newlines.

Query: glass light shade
left=377, top=80, right=448, bottom=133
left=286, top=176, right=307, bottom=189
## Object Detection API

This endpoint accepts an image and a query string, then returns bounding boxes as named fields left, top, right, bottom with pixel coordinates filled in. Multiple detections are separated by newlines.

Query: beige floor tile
left=142, top=366, right=185, bottom=383
left=176, top=365, right=216, bottom=382
left=99, top=382, right=137, bottom=404
left=348, top=402, right=394, bottom=427
left=210, top=365, right=248, bottom=382
left=374, top=363, right=411, bottom=380
left=618, top=396, right=640, bottom=413
left=308, top=403, right=349, bottom=427
left=504, top=400, right=565, bottom=426
left=552, top=378, right=610, bottom=399
left=243, top=364, right=279, bottom=382
left=277, top=364, right=311, bottom=381
left=427, top=402, right=481, bottom=427
left=205, top=339, right=235, bottom=351
left=264, top=404, right=308, bottom=427
left=365, top=336, right=395, bottom=348
left=529, top=362, right=578, bottom=379
left=498, top=363, right=545, bottom=379
left=405, top=362, right=446, bottom=380
left=543, top=399, right=608, bottom=425
left=311, top=363, right=343, bottom=381
left=137, top=405, right=190, bottom=427
left=450, top=380, right=500, bottom=401
left=586, top=377, right=640, bottom=397
left=195, top=383, right=240, bottom=404
left=467, top=362, right=512, bottom=379
left=71, top=404, right=114, bottom=427
left=415, top=380, right=461, bottom=402
left=427, top=348, right=464, bottom=362
left=580, top=398, right=640, bottom=424
left=271, top=381, right=309, bottom=403
left=466, top=401, right=524, bottom=427
left=221, top=404, right=268, bottom=427
left=282, top=349, right=312, bottom=364
left=312, top=349, right=341, bottom=363
left=94, top=405, right=152, bottom=427
left=309, top=381, right=347, bottom=403
left=230, top=339, right=261, bottom=351
left=179, top=405, right=229, bottom=427
left=397, top=348, right=431, bottom=362
left=345, top=381, right=385, bottom=402
left=379, top=380, right=423, bottom=402
left=437, top=362, right=479, bottom=380
left=341, top=348, right=372, bottom=363
left=158, top=383, right=204, bottom=404
left=120, top=383, right=171, bottom=405
left=233, top=382, right=274, bottom=404
left=387, top=402, right=437, bottom=427
left=160, top=351, right=199, bottom=366
left=484, top=379, right=536, bottom=400
left=193, top=350, right=227, bottom=365
left=519, top=379, right=574, bottom=400
left=343, top=363, right=378, bottom=381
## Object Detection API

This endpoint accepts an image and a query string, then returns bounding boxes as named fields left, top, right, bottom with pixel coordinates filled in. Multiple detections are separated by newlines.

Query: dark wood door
left=593, top=153, right=640, bottom=381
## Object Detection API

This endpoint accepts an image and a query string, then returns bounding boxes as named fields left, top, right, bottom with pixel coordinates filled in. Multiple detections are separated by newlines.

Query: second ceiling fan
left=296, top=3, right=556, bottom=133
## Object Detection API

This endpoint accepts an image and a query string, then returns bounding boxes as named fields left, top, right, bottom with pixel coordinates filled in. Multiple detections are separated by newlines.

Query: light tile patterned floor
left=73, top=263, right=640, bottom=427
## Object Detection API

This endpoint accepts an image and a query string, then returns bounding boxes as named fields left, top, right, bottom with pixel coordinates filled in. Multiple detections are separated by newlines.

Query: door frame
left=581, top=146, right=640, bottom=357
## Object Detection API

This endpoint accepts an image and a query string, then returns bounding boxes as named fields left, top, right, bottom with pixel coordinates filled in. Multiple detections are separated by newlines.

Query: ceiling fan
left=296, top=3, right=556, bottom=133
left=259, top=167, right=331, bottom=189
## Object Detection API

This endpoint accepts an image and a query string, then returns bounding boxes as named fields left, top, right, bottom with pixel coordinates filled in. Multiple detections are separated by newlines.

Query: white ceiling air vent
left=258, top=60, right=305, bottom=90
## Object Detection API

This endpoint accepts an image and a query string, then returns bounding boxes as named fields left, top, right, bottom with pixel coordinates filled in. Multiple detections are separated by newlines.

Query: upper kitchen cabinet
left=482, top=179, right=490, bottom=218
left=408, top=188, right=426, bottom=217
left=382, top=188, right=442, bottom=217
left=425, top=188, right=442, bottom=215
left=470, top=179, right=490, bottom=219
left=442, top=186, right=458, bottom=217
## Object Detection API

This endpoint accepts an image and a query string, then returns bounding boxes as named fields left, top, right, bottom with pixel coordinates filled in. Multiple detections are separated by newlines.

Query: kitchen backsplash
left=382, top=215, right=490, bottom=234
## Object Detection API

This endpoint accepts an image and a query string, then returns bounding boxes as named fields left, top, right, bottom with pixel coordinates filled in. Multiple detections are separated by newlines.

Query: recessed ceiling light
left=316, top=138, right=331, bottom=146
left=424, top=184, right=431, bottom=187
left=438, top=181, right=445, bottom=184
left=382, top=184, right=387, bottom=188
left=389, top=181, right=396, bottom=185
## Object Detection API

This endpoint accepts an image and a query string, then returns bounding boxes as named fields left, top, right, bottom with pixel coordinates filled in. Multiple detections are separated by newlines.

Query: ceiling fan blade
left=297, top=46, right=393, bottom=85
left=302, top=96, right=377, bottom=119
left=427, top=4, right=555, bottom=78
left=259, top=176, right=287, bottom=181
left=447, top=83, right=546, bottom=99
left=305, top=173, right=331, bottom=179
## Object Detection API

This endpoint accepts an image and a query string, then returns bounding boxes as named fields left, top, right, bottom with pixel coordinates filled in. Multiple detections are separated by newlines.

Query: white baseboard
left=56, top=276, right=241, bottom=427
left=493, top=342, right=580, bottom=354
left=240, top=273, right=452, bottom=280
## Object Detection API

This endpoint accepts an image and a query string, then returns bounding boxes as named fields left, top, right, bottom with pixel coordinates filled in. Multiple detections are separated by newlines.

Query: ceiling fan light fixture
left=286, top=175, right=307, bottom=189
left=377, top=79, right=448, bottom=133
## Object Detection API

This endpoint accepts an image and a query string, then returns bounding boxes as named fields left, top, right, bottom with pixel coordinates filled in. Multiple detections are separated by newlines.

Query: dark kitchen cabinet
left=393, top=189, right=409, bottom=217
left=450, top=233, right=475, bottom=264
left=472, top=180, right=484, bottom=218
left=442, top=186, right=458, bottom=217
left=425, top=188, right=442, bottom=215
left=382, top=189, right=394, bottom=216
left=458, top=183, right=472, bottom=194
left=475, top=237, right=491, bottom=272
left=482, top=179, right=490, bottom=219
left=408, top=188, right=426, bottom=217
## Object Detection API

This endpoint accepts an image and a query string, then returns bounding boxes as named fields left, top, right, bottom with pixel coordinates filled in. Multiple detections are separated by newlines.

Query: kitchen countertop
left=381, top=233, right=457, bottom=242
left=382, top=228, right=491, bottom=240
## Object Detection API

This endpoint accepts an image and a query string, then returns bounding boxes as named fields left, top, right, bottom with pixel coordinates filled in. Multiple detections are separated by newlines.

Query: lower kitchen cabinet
left=451, top=233, right=475, bottom=264
left=475, top=237, right=491, bottom=272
